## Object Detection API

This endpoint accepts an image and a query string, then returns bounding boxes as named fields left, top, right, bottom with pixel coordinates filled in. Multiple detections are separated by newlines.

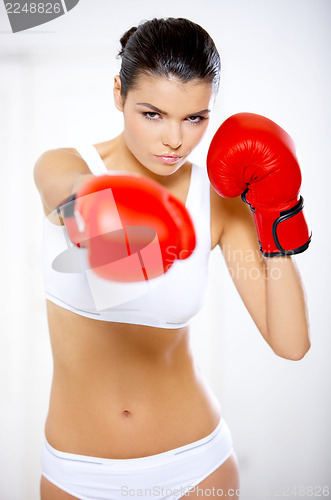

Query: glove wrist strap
left=241, top=191, right=312, bottom=256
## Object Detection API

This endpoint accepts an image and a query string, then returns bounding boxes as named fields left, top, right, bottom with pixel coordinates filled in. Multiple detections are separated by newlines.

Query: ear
left=113, top=75, right=124, bottom=111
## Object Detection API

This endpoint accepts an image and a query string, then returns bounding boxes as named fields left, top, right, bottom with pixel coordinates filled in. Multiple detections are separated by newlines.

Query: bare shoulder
left=33, top=147, right=90, bottom=216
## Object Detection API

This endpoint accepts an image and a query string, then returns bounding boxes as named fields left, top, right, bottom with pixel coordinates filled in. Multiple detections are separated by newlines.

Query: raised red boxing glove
left=57, top=173, right=196, bottom=281
left=207, top=112, right=311, bottom=256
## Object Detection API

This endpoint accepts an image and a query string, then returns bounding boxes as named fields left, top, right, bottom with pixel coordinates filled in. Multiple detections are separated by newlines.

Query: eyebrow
left=136, top=102, right=210, bottom=116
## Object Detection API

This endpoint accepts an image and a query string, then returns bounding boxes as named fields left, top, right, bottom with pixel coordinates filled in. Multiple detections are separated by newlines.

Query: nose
left=162, top=122, right=182, bottom=150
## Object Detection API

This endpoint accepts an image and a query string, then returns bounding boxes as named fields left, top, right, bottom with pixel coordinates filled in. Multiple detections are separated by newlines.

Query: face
left=114, top=73, right=214, bottom=176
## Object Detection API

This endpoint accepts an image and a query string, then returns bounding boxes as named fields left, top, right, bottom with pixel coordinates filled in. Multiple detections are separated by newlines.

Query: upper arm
left=217, top=195, right=269, bottom=338
left=33, top=148, right=90, bottom=215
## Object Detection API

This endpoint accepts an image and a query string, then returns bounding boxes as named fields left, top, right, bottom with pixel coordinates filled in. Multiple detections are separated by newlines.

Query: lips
left=155, top=155, right=183, bottom=164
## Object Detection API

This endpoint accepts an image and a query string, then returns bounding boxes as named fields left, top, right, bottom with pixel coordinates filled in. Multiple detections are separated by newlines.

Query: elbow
left=273, top=340, right=311, bottom=361
left=282, top=348, right=310, bottom=361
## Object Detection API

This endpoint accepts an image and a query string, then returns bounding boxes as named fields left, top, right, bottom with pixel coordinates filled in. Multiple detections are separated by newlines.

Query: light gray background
left=0, top=1, right=330, bottom=499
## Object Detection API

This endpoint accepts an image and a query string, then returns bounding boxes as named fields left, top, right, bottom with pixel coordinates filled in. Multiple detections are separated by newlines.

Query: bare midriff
left=44, top=299, right=221, bottom=459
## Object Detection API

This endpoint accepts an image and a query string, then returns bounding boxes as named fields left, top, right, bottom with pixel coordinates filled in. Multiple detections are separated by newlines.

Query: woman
left=34, top=17, right=310, bottom=500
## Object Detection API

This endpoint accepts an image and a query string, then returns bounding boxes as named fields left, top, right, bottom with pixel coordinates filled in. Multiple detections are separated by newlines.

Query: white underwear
left=41, top=418, right=234, bottom=500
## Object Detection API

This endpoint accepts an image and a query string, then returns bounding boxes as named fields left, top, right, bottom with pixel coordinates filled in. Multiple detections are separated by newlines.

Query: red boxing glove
left=207, top=112, right=311, bottom=256
left=57, top=173, right=196, bottom=281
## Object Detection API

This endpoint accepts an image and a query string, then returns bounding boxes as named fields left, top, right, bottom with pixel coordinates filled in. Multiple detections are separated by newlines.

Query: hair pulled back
left=118, top=18, right=221, bottom=99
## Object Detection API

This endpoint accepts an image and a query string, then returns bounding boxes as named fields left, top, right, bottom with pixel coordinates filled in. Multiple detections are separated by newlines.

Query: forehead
left=126, top=74, right=214, bottom=114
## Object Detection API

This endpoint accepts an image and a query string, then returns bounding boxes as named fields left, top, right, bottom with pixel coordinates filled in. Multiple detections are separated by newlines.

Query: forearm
left=264, top=256, right=310, bottom=360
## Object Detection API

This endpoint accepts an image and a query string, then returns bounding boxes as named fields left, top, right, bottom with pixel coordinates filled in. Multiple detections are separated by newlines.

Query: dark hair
left=118, top=18, right=221, bottom=100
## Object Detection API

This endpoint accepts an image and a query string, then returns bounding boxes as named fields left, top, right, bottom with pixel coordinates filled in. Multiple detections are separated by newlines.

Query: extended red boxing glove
left=207, top=113, right=311, bottom=256
left=57, top=173, right=196, bottom=281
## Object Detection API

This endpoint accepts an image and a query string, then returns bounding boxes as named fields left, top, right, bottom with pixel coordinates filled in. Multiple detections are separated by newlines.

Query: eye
left=143, top=112, right=160, bottom=120
left=186, top=115, right=207, bottom=125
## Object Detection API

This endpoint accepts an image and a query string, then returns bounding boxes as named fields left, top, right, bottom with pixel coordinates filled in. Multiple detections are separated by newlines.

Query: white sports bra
left=41, top=145, right=212, bottom=329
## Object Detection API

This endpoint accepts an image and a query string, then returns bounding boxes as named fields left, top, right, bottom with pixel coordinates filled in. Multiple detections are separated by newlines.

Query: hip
left=41, top=418, right=234, bottom=500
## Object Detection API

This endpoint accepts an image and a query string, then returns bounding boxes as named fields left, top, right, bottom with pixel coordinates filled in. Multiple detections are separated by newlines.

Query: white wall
left=0, top=1, right=330, bottom=499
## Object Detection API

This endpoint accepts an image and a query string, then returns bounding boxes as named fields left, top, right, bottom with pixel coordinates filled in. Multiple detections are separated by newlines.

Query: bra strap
left=75, top=145, right=108, bottom=176
left=186, top=164, right=211, bottom=251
